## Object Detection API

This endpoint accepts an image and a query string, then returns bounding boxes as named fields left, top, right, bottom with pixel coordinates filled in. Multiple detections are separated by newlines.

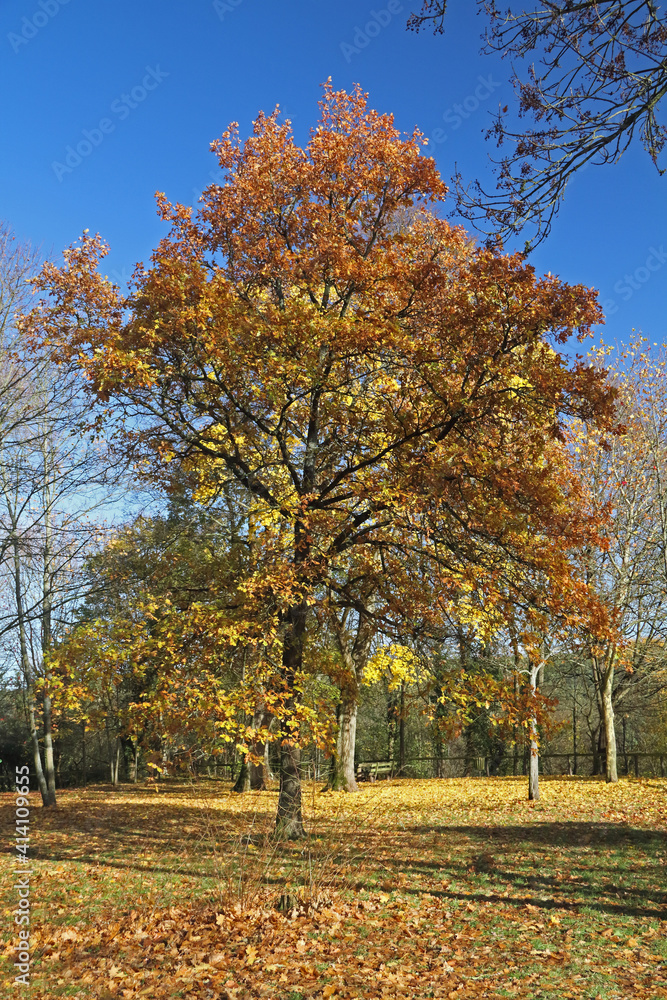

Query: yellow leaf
left=245, top=944, right=258, bottom=965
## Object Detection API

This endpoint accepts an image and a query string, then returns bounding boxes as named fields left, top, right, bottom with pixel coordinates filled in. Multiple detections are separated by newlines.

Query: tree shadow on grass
left=383, top=821, right=667, bottom=920
left=418, top=821, right=667, bottom=848
left=2, top=796, right=665, bottom=921
left=400, top=883, right=667, bottom=920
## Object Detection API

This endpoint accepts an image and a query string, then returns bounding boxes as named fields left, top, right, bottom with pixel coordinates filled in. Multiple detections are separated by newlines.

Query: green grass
left=1, top=776, right=666, bottom=999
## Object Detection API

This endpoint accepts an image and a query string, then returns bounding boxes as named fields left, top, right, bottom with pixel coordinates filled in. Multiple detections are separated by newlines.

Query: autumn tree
left=409, top=2, right=667, bottom=245
left=23, top=84, right=616, bottom=837
left=54, top=480, right=274, bottom=782
left=569, top=339, right=667, bottom=782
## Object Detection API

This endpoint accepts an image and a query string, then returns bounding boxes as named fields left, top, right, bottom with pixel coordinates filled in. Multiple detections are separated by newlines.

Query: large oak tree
left=24, top=84, right=616, bottom=836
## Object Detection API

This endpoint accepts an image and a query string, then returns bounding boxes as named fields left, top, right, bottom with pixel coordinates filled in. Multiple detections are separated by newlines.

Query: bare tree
left=409, top=2, right=667, bottom=246
left=0, top=223, right=120, bottom=805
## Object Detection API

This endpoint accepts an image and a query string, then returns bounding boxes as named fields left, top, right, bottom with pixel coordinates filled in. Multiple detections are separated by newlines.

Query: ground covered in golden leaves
left=2, top=777, right=666, bottom=999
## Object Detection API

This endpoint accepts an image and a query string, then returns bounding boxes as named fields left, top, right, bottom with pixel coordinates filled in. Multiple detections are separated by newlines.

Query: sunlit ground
left=1, top=776, right=665, bottom=999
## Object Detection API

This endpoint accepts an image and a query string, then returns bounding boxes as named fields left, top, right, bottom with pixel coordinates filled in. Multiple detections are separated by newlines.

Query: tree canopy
left=22, top=83, right=617, bottom=834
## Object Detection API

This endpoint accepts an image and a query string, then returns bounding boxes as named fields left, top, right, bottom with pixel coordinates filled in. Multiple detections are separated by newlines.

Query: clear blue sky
left=2, top=0, right=665, bottom=351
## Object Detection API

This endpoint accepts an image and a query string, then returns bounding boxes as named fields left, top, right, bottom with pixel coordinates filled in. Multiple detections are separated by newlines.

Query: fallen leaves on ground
left=1, top=777, right=666, bottom=999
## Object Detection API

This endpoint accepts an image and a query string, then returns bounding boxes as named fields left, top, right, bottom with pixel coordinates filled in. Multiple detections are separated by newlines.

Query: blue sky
left=2, top=0, right=665, bottom=352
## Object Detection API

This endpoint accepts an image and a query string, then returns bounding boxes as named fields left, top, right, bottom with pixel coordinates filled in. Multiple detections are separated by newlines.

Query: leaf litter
left=1, top=776, right=666, bottom=998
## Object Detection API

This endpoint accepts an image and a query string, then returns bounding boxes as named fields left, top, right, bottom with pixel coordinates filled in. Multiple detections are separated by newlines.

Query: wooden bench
left=357, top=761, right=394, bottom=782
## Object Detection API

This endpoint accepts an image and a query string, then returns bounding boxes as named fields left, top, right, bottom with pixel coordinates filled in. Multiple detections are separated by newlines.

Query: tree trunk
left=233, top=758, right=250, bottom=793
left=598, top=721, right=607, bottom=775
left=398, top=682, right=406, bottom=776
left=82, top=723, right=87, bottom=786
left=255, top=723, right=275, bottom=788
left=328, top=609, right=373, bottom=792
left=250, top=744, right=271, bottom=790
left=41, top=496, right=57, bottom=805
left=591, top=647, right=618, bottom=782
left=236, top=696, right=270, bottom=792
left=602, top=661, right=618, bottom=783
left=328, top=697, right=358, bottom=791
left=528, top=729, right=540, bottom=800
left=276, top=739, right=303, bottom=838
left=111, top=735, right=121, bottom=785
left=528, top=662, right=540, bottom=801
left=27, top=693, right=49, bottom=803
left=275, top=599, right=306, bottom=839
left=106, top=720, right=121, bottom=785
left=13, top=532, right=54, bottom=806
left=42, top=685, right=57, bottom=803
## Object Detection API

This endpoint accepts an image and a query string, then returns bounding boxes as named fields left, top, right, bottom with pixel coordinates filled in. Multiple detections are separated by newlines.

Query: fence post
left=634, top=754, right=639, bottom=778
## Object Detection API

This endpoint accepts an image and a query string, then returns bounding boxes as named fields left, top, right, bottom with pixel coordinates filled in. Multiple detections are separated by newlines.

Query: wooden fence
left=351, top=752, right=667, bottom=780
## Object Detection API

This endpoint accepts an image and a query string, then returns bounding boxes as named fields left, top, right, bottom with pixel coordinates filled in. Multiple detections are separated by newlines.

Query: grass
left=1, top=776, right=666, bottom=999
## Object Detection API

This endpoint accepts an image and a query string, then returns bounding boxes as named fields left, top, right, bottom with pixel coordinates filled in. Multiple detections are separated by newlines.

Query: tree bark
left=276, top=738, right=303, bottom=838
left=233, top=758, right=250, bottom=793
left=328, top=697, right=358, bottom=791
left=591, top=646, right=618, bottom=782
left=327, top=608, right=373, bottom=792
left=275, top=598, right=306, bottom=838
left=251, top=725, right=274, bottom=790
left=12, top=532, right=54, bottom=805
left=42, top=688, right=57, bottom=803
left=111, top=734, right=121, bottom=785
left=41, top=488, right=57, bottom=805
left=250, top=747, right=271, bottom=790
left=398, top=682, right=406, bottom=776
left=528, top=661, right=540, bottom=801
left=602, top=659, right=618, bottom=783
left=235, top=695, right=270, bottom=792
left=27, top=692, right=49, bottom=803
